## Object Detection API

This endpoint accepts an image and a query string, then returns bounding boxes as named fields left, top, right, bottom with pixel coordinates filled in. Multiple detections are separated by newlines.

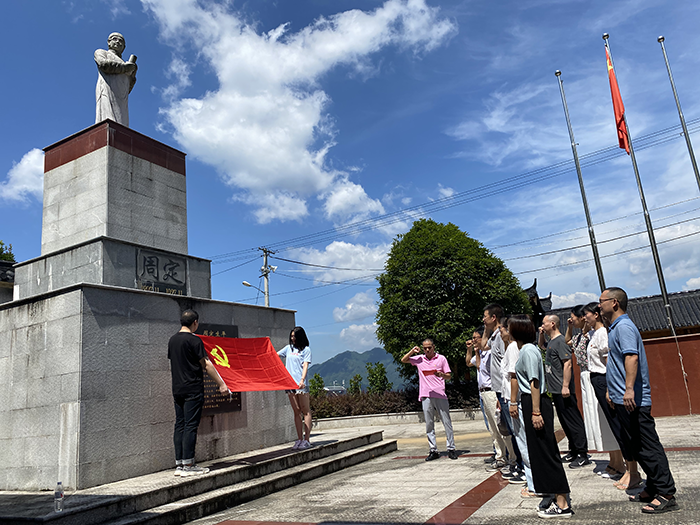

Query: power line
left=211, top=256, right=260, bottom=276
left=514, top=228, right=700, bottom=275
left=502, top=214, right=700, bottom=261
left=271, top=256, right=384, bottom=272
left=208, top=118, right=700, bottom=263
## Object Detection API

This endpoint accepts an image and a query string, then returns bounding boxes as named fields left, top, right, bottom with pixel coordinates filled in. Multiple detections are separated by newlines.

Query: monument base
left=0, top=284, right=295, bottom=490
left=13, top=236, right=212, bottom=301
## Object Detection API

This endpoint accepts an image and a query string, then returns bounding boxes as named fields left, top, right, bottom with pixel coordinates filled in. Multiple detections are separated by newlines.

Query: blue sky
left=2, top=0, right=700, bottom=365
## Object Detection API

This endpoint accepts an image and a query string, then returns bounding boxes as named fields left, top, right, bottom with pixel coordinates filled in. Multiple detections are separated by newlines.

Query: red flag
left=606, top=47, right=630, bottom=154
left=199, top=335, right=298, bottom=392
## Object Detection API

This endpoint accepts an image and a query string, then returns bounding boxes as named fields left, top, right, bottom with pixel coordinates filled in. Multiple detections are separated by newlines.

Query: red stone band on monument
left=43, top=119, right=187, bottom=175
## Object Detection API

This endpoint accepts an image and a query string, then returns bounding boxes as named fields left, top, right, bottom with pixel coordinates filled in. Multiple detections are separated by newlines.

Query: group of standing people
left=460, top=288, right=678, bottom=517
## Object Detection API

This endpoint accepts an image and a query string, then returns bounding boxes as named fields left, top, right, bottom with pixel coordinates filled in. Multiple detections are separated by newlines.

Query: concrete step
left=101, top=439, right=397, bottom=525
left=1, top=431, right=394, bottom=525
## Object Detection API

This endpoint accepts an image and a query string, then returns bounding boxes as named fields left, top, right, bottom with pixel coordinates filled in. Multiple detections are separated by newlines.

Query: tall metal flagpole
left=555, top=70, right=606, bottom=292
left=658, top=36, right=700, bottom=193
left=657, top=35, right=693, bottom=413
left=603, top=33, right=674, bottom=328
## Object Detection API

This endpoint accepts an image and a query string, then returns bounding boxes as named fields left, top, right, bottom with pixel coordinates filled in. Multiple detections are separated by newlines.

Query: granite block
left=10, top=356, right=29, bottom=410
left=4, top=466, right=58, bottom=491
left=77, top=461, right=105, bottom=490
left=26, top=375, right=63, bottom=408
left=80, top=401, right=110, bottom=433
left=104, top=369, right=152, bottom=400
left=24, top=434, right=59, bottom=467
left=12, top=404, right=61, bottom=437
left=60, top=372, right=80, bottom=402
left=80, top=371, right=106, bottom=400
left=0, top=437, right=26, bottom=467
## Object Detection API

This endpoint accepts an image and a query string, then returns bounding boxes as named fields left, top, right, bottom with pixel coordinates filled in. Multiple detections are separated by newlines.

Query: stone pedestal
left=42, top=120, right=188, bottom=256
left=0, top=123, right=296, bottom=490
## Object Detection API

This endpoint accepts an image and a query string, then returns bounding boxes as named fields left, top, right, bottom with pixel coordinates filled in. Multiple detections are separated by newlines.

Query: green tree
left=0, top=241, right=15, bottom=262
left=309, top=373, right=326, bottom=397
left=366, top=362, right=393, bottom=393
left=348, top=374, right=362, bottom=395
left=376, top=218, right=531, bottom=384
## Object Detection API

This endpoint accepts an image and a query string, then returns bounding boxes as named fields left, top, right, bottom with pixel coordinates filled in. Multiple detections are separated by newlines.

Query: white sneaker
left=174, top=466, right=184, bottom=476
left=292, top=440, right=302, bottom=450
left=297, top=440, right=312, bottom=449
left=180, top=464, right=210, bottom=477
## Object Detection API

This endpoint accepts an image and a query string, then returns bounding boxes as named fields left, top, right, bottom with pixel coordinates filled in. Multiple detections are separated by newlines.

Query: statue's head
left=107, top=32, right=126, bottom=54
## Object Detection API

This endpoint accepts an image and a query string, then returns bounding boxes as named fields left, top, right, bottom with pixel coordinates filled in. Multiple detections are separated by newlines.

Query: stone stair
left=0, top=431, right=396, bottom=525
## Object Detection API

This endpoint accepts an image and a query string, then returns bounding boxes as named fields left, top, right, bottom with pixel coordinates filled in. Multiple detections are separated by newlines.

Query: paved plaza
left=1, top=414, right=697, bottom=524
left=191, top=414, right=700, bottom=525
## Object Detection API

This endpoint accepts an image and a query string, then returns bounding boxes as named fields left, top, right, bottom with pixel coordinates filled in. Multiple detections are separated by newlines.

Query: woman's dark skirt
left=521, top=393, right=570, bottom=495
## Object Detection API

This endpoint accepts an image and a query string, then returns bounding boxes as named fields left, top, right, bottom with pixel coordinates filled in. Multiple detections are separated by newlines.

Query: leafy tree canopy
left=309, top=373, right=325, bottom=397
left=376, top=219, right=531, bottom=384
left=366, top=362, right=393, bottom=394
left=348, top=374, right=362, bottom=395
left=0, top=241, right=15, bottom=262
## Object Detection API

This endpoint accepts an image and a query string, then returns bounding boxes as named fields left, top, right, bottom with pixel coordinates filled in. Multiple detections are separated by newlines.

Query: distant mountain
left=308, top=347, right=407, bottom=391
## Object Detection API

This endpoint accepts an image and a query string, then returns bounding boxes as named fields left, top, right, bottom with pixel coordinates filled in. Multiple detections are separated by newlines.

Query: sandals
left=641, top=495, right=678, bottom=514
left=520, top=486, right=537, bottom=498
left=629, top=492, right=654, bottom=503
left=614, top=479, right=643, bottom=490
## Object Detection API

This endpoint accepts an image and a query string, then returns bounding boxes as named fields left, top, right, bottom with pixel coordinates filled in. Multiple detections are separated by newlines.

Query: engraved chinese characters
left=137, top=249, right=187, bottom=295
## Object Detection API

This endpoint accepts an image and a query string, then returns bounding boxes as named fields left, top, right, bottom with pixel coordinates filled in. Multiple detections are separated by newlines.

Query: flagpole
left=658, top=36, right=700, bottom=193
left=603, top=33, right=674, bottom=328
left=555, top=70, right=606, bottom=292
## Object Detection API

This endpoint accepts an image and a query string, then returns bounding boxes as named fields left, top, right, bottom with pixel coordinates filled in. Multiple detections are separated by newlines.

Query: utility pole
left=259, top=247, right=276, bottom=307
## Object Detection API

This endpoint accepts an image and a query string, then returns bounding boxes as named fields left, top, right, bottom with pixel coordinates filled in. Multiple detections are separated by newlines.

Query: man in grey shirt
left=483, top=304, right=519, bottom=472
left=540, top=315, right=589, bottom=468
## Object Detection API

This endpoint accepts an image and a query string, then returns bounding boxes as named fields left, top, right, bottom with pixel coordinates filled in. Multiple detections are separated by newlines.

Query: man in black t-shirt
left=540, top=315, right=589, bottom=468
left=168, top=309, right=228, bottom=476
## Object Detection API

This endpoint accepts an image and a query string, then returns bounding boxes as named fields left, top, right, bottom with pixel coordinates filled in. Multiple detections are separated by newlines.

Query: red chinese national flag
left=198, top=335, right=298, bottom=392
left=606, top=47, right=630, bottom=154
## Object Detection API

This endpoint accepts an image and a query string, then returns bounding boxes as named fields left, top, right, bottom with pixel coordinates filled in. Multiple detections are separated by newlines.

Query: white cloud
left=322, top=179, right=385, bottom=224
left=142, top=0, right=456, bottom=223
left=550, top=291, right=599, bottom=310
left=684, top=277, right=700, bottom=291
left=0, top=149, right=44, bottom=203
left=340, top=322, right=379, bottom=350
left=333, top=291, right=378, bottom=322
left=437, top=184, right=455, bottom=198
left=161, top=57, right=192, bottom=101
left=447, top=82, right=570, bottom=168
left=290, top=241, right=389, bottom=283
left=102, top=0, right=131, bottom=18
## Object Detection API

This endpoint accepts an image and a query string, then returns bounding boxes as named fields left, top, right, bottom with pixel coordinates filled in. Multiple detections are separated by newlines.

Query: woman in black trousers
left=511, top=315, right=574, bottom=518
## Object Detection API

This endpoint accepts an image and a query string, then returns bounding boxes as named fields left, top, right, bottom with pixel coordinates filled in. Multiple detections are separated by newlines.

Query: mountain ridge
left=308, top=347, right=405, bottom=390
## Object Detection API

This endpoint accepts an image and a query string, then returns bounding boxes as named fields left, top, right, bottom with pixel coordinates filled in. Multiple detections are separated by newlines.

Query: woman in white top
left=583, top=302, right=636, bottom=485
left=277, top=326, right=312, bottom=450
left=500, top=319, right=535, bottom=495
left=565, top=305, right=602, bottom=453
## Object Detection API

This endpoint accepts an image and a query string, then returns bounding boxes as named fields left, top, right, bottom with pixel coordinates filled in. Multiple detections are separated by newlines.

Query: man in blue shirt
left=600, top=287, right=677, bottom=514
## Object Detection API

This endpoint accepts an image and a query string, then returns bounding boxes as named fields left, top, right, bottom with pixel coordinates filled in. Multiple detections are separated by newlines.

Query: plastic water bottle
left=54, top=482, right=64, bottom=512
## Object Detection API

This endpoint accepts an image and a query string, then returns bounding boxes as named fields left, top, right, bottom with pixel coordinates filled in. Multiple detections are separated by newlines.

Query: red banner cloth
left=198, top=335, right=298, bottom=392
left=606, top=47, right=630, bottom=154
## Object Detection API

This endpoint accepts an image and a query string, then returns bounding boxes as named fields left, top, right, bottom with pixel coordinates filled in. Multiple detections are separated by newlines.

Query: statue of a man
left=95, top=32, right=137, bottom=127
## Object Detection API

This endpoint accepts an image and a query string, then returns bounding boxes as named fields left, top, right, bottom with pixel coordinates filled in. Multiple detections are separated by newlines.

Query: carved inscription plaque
left=196, top=324, right=242, bottom=414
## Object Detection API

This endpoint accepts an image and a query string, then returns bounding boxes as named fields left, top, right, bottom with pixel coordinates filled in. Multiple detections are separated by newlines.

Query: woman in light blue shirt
left=511, top=315, right=573, bottom=518
left=278, top=326, right=312, bottom=449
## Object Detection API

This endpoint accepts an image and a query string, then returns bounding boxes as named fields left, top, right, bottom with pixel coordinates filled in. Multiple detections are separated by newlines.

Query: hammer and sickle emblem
left=211, top=345, right=230, bottom=368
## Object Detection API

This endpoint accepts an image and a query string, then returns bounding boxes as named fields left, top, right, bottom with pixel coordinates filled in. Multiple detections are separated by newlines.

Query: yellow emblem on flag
left=211, top=345, right=230, bottom=368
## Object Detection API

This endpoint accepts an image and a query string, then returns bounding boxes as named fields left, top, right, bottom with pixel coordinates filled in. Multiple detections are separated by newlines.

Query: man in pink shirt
left=402, top=338, right=457, bottom=460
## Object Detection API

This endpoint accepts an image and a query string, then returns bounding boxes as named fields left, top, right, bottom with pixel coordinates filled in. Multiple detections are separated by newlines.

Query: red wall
left=644, top=333, right=700, bottom=417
